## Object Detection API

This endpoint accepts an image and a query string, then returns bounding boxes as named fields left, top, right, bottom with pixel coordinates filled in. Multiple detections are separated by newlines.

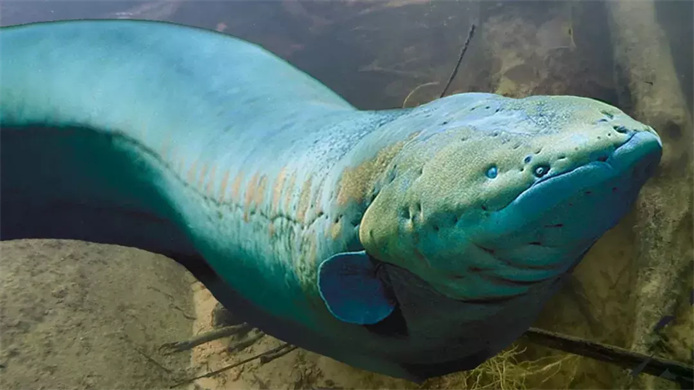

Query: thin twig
left=133, top=346, right=173, bottom=374
left=402, top=81, right=439, bottom=108
left=159, top=324, right=251, bottom=354
left=169, top=343, right=294, bottom=388
left=359, top=64, right=429, bottom=79
left=146, top=286, right=196, bottom=319
left=260, top=344, right=297, bottom=364
left=523, top=327, right=693, bottom=387
left=122, top=334, right=173, bottom=374
left=440, top=24, right=476, bottom=98
left=227, top=330, right=265, bottom=353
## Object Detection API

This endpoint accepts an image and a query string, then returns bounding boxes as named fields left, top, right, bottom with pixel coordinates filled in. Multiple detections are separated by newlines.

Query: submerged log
left=606, top=0, right=694, bottom=388
left=524, top=328, right=693, bottom=388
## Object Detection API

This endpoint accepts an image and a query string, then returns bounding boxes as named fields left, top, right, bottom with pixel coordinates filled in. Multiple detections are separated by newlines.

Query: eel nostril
left=600, top=110, right=614, bottom=119
left=598, top=155, right=608, bottom=162
left=534, top=164, right=550, bottom=178
left=613, top=125, right=629, bottom=134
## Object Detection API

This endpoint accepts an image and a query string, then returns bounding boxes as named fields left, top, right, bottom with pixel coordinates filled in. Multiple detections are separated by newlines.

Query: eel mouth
left=505, top=130, right=662, bottom=214
left=429, top=131, right=661, bottom=302
left=535, top=131, right=660, bottom=187
left=476, top=129, right=662, bottom=248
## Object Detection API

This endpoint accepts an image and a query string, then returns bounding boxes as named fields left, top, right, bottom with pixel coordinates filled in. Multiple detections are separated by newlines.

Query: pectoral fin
left=317, top=250, right=395, bottom=325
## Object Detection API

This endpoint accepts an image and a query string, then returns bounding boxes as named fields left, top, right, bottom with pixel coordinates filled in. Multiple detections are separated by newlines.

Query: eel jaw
left=482, top=129, right=662, bottom=242
left=429, top=129, right=663, bottom=301
left=357, top=95, right=663, bottom=303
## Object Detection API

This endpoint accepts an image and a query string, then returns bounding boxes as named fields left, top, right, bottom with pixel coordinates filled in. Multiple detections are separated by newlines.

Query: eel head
left=319, top=93, right=662, bottom=324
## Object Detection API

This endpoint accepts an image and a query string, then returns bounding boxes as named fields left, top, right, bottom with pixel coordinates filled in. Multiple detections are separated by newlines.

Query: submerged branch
left=440, top=23, right=476, bottom=98
left=169, top=343, right=295, bottom=388
left=227, top=329, right=265, bottom=353
left=524, top=327, right=693, bottom=387
left=402, top=81, right=439, bottom=108
left=159, top=323, right=251, bottom=354
left=260, top=343, right=297, bottom=364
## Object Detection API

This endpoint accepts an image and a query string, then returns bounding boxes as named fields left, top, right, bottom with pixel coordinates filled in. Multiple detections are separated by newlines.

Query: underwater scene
left=0, top=1, right=692, bottom=389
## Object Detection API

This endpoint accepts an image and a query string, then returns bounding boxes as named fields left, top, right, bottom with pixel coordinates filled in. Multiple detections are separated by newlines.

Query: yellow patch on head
left=198, top=163, right=209, bottom=190
left=336, top=140, right=409, bottom=207
left=255, top=175, right=268, bottom=210
left=206, top=165, right=217, bottom=196
left=243, top=173, right=260, bottom=222
left=219, top=170, right=231, bottom=202
left=296, top=176, right=313, bottom=223
left=231, top=172, right=244, bottom=202
left=272, top=167, right=288, bottom=213
left=330, top=220, right=342, bottom=240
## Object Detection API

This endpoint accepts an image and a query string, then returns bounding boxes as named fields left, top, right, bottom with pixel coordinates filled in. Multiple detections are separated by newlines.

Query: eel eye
left=534, top=165, right=550, bottom=178
left=486, top=166, right=498, bottom=179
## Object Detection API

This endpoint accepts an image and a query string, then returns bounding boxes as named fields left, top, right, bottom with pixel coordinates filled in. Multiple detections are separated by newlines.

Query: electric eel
left=0, top=20, right=663, bottom=380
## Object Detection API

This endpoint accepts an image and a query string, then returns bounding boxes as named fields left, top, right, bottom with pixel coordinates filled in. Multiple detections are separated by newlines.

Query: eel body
left=0, top=20, right=662, bottom=380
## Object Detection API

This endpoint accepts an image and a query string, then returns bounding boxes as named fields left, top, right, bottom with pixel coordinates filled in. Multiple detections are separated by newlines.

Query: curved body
left=0, top=20, right=662, bottom=380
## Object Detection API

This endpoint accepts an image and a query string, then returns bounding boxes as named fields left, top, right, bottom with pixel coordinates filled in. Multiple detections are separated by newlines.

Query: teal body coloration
left=0, top=20, right=662, bottom=380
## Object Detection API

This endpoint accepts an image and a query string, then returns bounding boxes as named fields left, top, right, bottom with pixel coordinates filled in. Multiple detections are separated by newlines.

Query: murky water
left=1, top=1, right=692, bottom=389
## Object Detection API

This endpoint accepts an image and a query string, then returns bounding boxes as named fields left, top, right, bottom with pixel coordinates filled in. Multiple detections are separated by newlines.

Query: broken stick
left=524, top=327, right=693, bottom=388
left=159, top=323, right=252, bottom=354
left=169, top=343, right=295, bottom=388
left=440, top=24, right=476, bottom=98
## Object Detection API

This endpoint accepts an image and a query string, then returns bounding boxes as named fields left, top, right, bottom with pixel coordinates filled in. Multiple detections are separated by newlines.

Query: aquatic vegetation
left=425, top=345, right=578, bottom=390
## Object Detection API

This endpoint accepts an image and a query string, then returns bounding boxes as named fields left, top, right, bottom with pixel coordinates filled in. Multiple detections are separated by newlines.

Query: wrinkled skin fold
left=0, top=20, right=662, bottom=380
